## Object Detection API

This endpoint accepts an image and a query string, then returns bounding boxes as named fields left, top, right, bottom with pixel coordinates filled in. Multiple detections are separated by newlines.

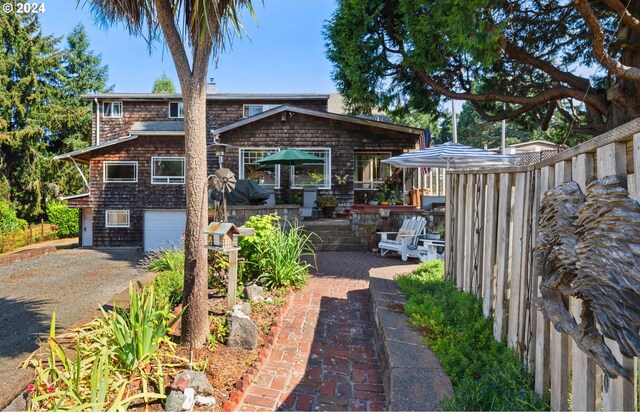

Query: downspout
left=94, top=98, right=100, bottom=145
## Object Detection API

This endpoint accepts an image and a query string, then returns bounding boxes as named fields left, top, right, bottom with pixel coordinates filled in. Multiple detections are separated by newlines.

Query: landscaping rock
left=172, top=370, right=215, bottom=396
left=165, top=390, right=186, bottom=412
left=246, top=284, right=265, bottom=302
left=196, top=395, right=216, bottom=407
left=227, top=315, right=258, bottom=349
left=182, top=388, right=196, bottom=411
left=231, top=304, right=250, bottom=319
left=237, top=301, right=252, bottom=316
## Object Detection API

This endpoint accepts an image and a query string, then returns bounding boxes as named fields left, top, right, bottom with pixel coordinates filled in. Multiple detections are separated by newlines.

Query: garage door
left=144, top=210, right=187, bottom=252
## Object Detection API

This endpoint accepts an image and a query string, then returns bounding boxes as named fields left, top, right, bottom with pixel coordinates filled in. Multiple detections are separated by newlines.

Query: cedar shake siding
left=92, top=97, right=327, bottom=146
left=75, top=136, right=186, bottom=248
left=216, top=111, right=417, bottom=207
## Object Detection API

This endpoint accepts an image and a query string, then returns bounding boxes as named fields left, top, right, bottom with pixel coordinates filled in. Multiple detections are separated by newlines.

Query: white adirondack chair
left=378, top=216, right=427, bottom=261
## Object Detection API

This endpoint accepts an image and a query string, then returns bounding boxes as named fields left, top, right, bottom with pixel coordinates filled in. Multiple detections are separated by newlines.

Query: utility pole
left=451, top=100, right=458, bottom=143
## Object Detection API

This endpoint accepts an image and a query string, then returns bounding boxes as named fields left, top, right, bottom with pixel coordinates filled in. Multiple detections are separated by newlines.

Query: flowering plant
left=317, top=195, right=339, bottom=207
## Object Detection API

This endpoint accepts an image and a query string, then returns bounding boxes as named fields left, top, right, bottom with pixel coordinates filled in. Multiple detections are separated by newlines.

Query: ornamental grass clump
left=397, top=260, right=549, bottom=411
left=24, top=285, right=186, bottom=411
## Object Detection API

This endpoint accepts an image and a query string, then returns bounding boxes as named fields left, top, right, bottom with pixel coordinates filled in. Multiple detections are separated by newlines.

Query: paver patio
left=237, top=251, right=415, bottom=411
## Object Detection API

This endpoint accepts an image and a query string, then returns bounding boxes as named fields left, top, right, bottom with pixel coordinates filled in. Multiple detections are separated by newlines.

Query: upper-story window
left=103, top=101, right=123, bottom=118
left=104, top=161, right=138, bottom=183
left=152, top=157, right=185, bottom=184
left=169, top=102, right=184, bottom=118
left=242, top=104, right=280, bottom=118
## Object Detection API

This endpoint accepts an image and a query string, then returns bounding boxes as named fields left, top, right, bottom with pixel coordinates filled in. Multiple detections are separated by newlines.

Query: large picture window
left=354, top=152, right=392, bottom=189
left=106, top=210, right=129, bottom=228
left=152, top=157, right=185, bottom=184
left=239, top=148, right=280, bottom=189
left=291, top=148, right=330, bottom=189
left=103, top=101, right=123, bottom=118
left=104, top=161, right=137, bottom=182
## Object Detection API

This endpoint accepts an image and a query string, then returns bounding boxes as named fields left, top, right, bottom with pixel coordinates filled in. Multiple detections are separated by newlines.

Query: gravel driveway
left=0, top=248, right=145, bottom=383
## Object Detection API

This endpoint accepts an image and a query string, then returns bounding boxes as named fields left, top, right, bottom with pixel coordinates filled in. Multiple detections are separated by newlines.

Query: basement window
left=106, top=210, right=130, bottom=228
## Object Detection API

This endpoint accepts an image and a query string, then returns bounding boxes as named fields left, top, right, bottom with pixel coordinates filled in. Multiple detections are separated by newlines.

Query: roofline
left=55, top=135, right=139, bottom=163
left=212, top=105, right=423, bottom=135
left=130, top=131, right=185, bottom=136
left=60, top=193, right=90, bottom=201
left=508, top=140, right=565, bottom=148
left=82, top=93, right=330, bottom=101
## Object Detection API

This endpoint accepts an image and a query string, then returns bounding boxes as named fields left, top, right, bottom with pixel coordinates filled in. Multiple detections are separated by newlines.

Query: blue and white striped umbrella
left=382, top=142, right=519, bottom=169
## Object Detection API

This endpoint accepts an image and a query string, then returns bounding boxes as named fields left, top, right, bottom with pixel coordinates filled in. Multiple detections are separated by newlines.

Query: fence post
left=29, top=224, right=33, bottom=244
left=40, top=218, right=44, bottom=238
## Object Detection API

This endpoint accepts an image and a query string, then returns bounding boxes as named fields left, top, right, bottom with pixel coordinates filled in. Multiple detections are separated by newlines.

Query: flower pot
left=322, top=206, right=336, bottom=218
left=425, top=233, right=441, bottom=240
left=380, top=201, right=389, bottom=205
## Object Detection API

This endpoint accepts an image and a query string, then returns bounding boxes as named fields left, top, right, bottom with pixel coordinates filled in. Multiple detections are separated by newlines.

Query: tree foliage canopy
left=152, top=72, right=177, bottom=93
left=325, top=0, right=640, bottom=136
left=0, top=11, right=109, bottom=220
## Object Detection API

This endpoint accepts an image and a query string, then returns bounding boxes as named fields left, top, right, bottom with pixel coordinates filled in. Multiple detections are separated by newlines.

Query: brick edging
left=222, top=289, right=294, bottom=412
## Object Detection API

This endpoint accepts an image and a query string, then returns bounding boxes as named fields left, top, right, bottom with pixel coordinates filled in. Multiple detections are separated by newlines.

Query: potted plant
left=426, top=225, right=445, bottom=240
left=317, top=195, right=339, bottom=218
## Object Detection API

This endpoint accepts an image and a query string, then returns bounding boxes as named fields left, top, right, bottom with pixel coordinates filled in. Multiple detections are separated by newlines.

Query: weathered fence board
left=472, top=174, right=485, bottom=296
left=456, top=174, right=466, bottom=286
left=493, top=173, right=511, bottom=341
left=463, top=174, right=476, bottom=292
left=507, top=172, right=527, bottom=350
left=482, top=174, right=498, bottom=318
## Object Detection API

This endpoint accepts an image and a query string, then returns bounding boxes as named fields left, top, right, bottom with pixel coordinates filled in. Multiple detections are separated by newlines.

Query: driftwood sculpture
left=536, top=175, right=640, bottom=382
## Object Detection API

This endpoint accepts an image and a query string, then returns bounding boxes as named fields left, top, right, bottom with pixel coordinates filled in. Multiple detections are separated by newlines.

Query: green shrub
left=46, top=201, right=79, bottom=237
left=239, top=213, right=280, bottom=282
left=397, top=261, right=549, bottom=411
left=147, top=248, right=185, bottom=308
left=0, top=200, right=21, bottom=252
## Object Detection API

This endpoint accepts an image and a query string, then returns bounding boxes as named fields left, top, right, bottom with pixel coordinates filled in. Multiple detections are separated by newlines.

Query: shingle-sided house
left=56, top=86, right=421, bottom=250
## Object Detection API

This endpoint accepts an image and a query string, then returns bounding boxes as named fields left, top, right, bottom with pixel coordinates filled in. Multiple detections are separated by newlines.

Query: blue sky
left=39, top=1, right=339, bottom=94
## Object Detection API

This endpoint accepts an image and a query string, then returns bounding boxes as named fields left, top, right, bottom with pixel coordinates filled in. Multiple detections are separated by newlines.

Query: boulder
left=164, top=390, right=186, bottom=412
left=172, top=370, right=214, bottom=396
left=230, top=304, right=250, bottom=319
left=227, top=315, right=258, bottom=349
left=246, top=284, right=265, bottom=302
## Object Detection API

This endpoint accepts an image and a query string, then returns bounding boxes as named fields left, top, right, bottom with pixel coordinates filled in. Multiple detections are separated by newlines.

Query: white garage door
left=144, top=210, right=187, bottom=252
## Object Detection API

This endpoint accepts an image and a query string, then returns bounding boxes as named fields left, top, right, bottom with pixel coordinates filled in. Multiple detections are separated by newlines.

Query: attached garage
left=143, top=210, right=187, bottom=252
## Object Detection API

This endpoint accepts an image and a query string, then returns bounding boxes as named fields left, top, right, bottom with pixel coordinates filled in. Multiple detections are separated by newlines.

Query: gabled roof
left=83, top=93, right=329, bottom=101
left=55, top=135, right=139, bottom=164
left=212, top=105, right=423, bottom=135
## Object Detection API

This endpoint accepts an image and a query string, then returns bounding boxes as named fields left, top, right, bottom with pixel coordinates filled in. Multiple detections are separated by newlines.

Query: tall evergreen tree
left=152, top=72, right=177, bottom=93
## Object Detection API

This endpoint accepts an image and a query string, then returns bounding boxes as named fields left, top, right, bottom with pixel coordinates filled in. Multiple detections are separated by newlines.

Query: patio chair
left=378, top=216, right=427, bottom=261
left=301, top=187, right=318, bottom=219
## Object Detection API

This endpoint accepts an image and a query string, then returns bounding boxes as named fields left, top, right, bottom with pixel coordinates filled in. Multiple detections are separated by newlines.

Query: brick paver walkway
left=237, top=252, right=414, bottom=411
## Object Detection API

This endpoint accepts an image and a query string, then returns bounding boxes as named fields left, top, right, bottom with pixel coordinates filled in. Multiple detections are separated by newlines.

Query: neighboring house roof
left=60, top=193, right=90, bottom=201
left=83, top=93, right=330, bottom=101
left=130, top=121, right=185, bottom=135
left=212, top=105, right=422, bottom=135
left=55, top=135, right=140, bottom=164
left=508, top=140, right=564, bottom=149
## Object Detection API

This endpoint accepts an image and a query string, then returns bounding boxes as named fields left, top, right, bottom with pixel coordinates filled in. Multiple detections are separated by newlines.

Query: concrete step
left=310, top=236, right=365, bottom=246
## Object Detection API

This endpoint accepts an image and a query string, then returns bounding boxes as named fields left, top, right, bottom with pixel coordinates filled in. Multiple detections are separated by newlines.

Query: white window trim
left=353, top=151, right=392, bottom=190
left=242, top=104, right=281, bottom=118
left=151, top=156, right=186, bottom=185
left=103, top=161, right=138, bottom=183
left=103, top=101, right=123, bottom=118
left=168, top=102, right=184, bottom=119
left=105, top=210, right=130, bottom=228
left=238, top=147, right=281, bottom=189
left=290, top=147, right=331, bottom=190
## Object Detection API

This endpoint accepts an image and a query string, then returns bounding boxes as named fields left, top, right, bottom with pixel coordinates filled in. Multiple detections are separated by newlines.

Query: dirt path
left=236, top=252, right=414, bottom=411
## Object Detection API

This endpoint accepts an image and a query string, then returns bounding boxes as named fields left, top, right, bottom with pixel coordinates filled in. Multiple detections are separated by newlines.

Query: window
left=242, top=104, right=280, bottom=118
left=152, top=157, right=185, bottom=184
left=106, top=210, right=130, bottom=228
left=239, top=148, right=280, bottom=189
left=103, top=102, right=123, bottom=118
left=104, top=161, right=137, bottom=182
left=354, top=152, right=392, bottom=189
left=169, top=102, right=184, bottom=118
left=291, top=148, right=331, bottom=189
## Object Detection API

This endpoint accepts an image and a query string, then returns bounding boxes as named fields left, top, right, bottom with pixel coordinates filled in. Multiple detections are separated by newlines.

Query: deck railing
left=446, top=118, right=640, bottom=411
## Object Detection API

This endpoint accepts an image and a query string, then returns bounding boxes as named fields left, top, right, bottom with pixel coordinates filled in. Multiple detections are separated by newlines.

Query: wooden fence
left=445, top=118, right=640, bottom=411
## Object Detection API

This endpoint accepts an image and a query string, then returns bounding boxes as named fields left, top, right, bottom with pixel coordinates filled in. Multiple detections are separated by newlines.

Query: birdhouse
left=205, top=222, right=240, bottom=250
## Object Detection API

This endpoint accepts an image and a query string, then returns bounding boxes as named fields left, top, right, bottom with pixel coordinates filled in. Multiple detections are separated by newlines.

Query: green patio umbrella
left=256, top=148, right=325, bottom=204
left=255, top=148, right=325, bottom=165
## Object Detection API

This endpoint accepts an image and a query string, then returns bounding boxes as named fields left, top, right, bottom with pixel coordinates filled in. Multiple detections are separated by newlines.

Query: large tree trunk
left=180, top=79, right=209, bottom=348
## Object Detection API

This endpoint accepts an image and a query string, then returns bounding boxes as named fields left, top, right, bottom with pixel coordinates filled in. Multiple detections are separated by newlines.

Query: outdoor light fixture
left=208, top=132, right=232, bottom=166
